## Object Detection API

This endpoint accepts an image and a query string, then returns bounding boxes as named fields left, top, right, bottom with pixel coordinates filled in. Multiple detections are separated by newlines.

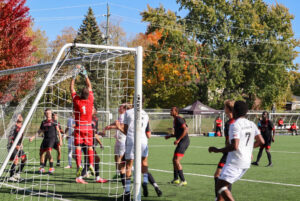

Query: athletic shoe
left=39, top=168, right=45, bottom=174
left=142, top=182, right=148, bottom=197
left=179, top=181, right=187, bottom=186
left=8, top=176, right=18, bottom=182
left=251, top=162, right=259, bottom=166
left=123, top=192, right=131, bottom=201
left=64, top=165, right=72, bottom=169
left=48, top=168, right=55, bottom=174
left=76, top=178, right=88, bottom=184
left=76, top=166, right=83, bottom=178
left=95, top=178, right=108, bottom=183
left=266, top=163, right=273, bottom=167
left=154, top=187, right=162, bottom=197
left=13, top=173, right=21, bottom=180
left=89, top=165, right=95, bottom=176
left=170, top=179, right=180, bottom=184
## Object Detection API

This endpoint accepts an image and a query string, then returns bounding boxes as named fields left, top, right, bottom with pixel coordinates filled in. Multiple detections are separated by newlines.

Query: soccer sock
left=40, top=162, right=45, bottom=168
left=95, top=162, right=99, bottom=177
left=120, top=173, right=126, bottom=188
left=75, top=149, right=82, bottom=168
left=44, top=158, right=48, bottom=167
left=10, top=164, right=16, bottom=177
left=256, top=148, right=263, bottom=163
left=228, top=184, right=232, bottom=191
left=214, top=177, right=218, bottom=197
left=266, top=151, right=272, bottom=164
left=148, top=172, right=159, bottom=188
left=173, top=169, right=179, bottom=180
left=178, top=170, right=185, bottom=182
left=57, top=159, right=60, bottom=164
left=19, top=161, right=26, bottom=173
left=88, top=149, right=94, bottom=166
left=81, top=166, right=87, bottom=177
left=49, top=162, right=54, bottom=168
left=143, top=173, right=148, bottom=184
left=125, top=178, right=131, bottom=193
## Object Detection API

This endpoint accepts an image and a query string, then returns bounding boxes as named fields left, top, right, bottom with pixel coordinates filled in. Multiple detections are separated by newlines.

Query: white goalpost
left=0, top=43, right=143, bottom=201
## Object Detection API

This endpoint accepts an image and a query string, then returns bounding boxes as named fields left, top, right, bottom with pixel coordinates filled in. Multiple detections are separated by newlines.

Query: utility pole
left=104, top=3, right=110, bottom=112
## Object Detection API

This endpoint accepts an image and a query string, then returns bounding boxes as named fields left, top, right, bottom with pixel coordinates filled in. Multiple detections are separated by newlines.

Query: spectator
left=289, top=123, right=297, bottom=136
left=215, top=116, right=222, bottom=137
left=277, top=118, right=284, bottom=129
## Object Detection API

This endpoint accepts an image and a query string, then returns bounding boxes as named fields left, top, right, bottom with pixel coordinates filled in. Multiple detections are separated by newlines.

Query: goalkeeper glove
left=80, top=66, right=88, bottom=77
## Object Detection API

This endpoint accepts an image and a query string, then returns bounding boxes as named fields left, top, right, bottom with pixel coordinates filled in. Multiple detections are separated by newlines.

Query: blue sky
left=26, top=0, right=299, bottom=65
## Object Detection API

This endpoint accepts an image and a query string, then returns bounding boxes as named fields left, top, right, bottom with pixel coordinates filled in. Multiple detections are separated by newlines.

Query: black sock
left=57, top=160, right=60, bottom=164
left=228, top=183, right=232, bottom=191
left=178, top=170, right=185, bottom=182
left=95, top=163, right=99, bottom=177
left=82, top=167, right=87, bottom=176
left=10, top=164, right=16, bottom=177
left=44, top=159, right=48, bottom=167
left=148, top=172, right=155, bottom=186
left=49, top=162, right=53, bottom=168
left=214, top=177, right=218, bottom=197
left=120, top=173, right=126, bottom=188
left=173, top=169, right=179, bottom=180
left=256, top=148, right=263, bottom=163
left=40, top=162, right=45, bottom=168
left=266, top=151, right=272, bottom=164
left=20, top=162, right=26, bottom=172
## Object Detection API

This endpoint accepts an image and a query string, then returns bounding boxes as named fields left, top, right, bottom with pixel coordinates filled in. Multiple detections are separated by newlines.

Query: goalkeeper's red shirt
left=72, top=91, right=94, bottom=126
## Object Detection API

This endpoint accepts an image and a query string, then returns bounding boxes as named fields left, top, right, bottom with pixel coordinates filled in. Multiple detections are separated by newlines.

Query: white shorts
left=219, top=163, right=248, bottom=184
left=125, top=143, right=148, bottom=160
left=114, top=141, right=125, bottom=156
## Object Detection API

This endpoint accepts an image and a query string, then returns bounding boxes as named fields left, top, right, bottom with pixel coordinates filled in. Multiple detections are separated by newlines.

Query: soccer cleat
left=64, top=165, right=72, bottom=169
left=8, top=176, right=18, bottom=182
left=154, top=186, right=162, bottom=197
left=76, top=166, right=83, bottom=178
left=142, top=183, right=148, bottom=197
left=95, top=178, right=108, bottom=183
left=56, top=162, right=60, bottom=167
left=266, top=163, right=273, bottom=167
left=13, top=173, right=21, bottom=180
left=123, top=192, right=131, bottom=201
left=76, top=178, right=88, bottom=184
left=179, top=181, right=187, bottom=186
left=48, top=168, right=55, bottom=174
left=89, top=165, right=95, bottom=176
left=39, top=168, right=45, bottom=174
left=170, top=179, right=180, bottom=184
left=251, top=162, right=259, bottom=166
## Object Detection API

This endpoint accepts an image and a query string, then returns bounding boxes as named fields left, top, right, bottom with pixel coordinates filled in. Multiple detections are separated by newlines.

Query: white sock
left=96, top=176, right=100, bottom=180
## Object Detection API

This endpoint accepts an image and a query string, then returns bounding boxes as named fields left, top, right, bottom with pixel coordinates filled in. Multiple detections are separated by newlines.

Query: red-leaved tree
left=0, top=0, right=36, bottom=104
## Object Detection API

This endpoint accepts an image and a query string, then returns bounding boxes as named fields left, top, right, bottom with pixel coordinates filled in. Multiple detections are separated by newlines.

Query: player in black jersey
left=51, top=112, right=63, bottom=167
left=7, top=114, right=27, bottom=182
left=165, top=107, right=189, bottom=186
left=209, top=100, right=235, bottom=199
left=30, top=109, right=62, bottom=174
left=252, top=111, right=275, bottom=167
left=81, top=107, right=107, bottom=183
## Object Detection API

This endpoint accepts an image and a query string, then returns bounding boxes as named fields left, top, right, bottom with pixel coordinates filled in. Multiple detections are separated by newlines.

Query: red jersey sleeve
left=88, top=91, right=94, bottom=103
left=71, top=92, right=77, bottom=99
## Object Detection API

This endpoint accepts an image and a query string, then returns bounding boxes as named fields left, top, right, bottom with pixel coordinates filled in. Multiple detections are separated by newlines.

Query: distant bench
left=275, top=124, right=299, bottom=130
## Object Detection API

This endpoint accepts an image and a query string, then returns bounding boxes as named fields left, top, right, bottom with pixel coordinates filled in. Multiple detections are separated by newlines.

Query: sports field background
left=0, top=135, right=299, bottom=201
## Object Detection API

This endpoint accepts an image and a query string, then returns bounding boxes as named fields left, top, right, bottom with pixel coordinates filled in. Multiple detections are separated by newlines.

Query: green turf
left=1, top=135, right=299, bottom=201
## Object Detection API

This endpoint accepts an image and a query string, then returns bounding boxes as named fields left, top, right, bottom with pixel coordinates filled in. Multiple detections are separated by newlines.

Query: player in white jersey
left=116, top=106, right=162, bottom=200
left=104, top=104, right=128, bottom=186
left=64, top=113, right=75, bottom=168
left=209, top=101, right=264, bottom=201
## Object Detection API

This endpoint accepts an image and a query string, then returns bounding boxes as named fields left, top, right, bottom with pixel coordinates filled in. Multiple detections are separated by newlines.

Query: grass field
left=0, top=135, right=299, bottom=201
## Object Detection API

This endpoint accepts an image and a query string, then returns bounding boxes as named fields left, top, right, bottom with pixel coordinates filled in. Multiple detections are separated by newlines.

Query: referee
left=165, top=107, right=190, bottom=186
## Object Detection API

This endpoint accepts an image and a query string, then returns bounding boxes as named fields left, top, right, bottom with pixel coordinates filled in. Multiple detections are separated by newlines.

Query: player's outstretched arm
left=30, top=129, right=42, bottom=142
left=70, top=78, right=76, bottom=95
left=254, top=134, right=265, bottom=148
left=208, top=139, right=239, bottom=153
left=95, top=134, right=104, bottom=148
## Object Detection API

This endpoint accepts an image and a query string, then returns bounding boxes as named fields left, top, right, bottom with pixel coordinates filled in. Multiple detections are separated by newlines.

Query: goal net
left=0, top=43, right=143, bottom=201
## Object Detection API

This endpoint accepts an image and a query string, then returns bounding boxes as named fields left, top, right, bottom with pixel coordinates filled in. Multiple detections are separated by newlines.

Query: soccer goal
left=0, top=43, right=143, bottom=201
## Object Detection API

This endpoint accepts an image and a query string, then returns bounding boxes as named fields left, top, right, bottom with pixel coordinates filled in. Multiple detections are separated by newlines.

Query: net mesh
left=0, top=45, right=137, bottom=200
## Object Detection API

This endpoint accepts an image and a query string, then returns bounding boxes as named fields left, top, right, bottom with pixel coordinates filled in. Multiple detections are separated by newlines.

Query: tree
left=290, top=71, right=300, bottom=96
left=99, top=20, right=127, bottom=46
left=140, top=5, right=201, bottom=108
left=0, top=0, right=36, bottom=104
left=177, top=0, right=299, bottom=109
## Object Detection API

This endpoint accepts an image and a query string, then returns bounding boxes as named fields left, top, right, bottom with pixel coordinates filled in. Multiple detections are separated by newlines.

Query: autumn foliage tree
left=0, top=0, right=36, bottom=104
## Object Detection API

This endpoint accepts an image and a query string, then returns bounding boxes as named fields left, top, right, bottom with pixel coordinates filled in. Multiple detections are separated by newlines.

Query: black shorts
left=10, top=149, right=26, bottom=161
left=174, top=137, right=190, bottom=156
left=263, top=136, right=272, bottom=147
left=40, top=139, right=55, bottom=150
left=217, top=153, right=228, bottom=169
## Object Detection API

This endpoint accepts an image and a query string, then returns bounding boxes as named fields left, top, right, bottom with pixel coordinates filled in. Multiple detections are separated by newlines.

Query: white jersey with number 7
left=227, top=117, right=260, bottom=169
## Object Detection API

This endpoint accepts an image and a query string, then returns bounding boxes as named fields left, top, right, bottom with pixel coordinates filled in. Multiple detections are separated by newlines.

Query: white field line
left=149, top=145, right=300, bottom=154
left=149, top=168, right=300, bottom=188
